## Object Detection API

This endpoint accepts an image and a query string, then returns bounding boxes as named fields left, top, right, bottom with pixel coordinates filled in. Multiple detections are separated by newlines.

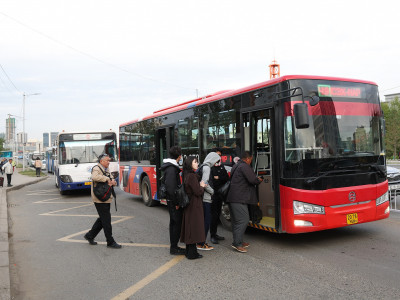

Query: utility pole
left=22, top=92, right=40, bottom=171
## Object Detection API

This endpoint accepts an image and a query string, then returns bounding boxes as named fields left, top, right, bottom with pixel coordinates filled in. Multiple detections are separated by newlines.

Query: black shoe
left=214, top=234, right=225, bottom=241
left=84, top=234, right=97, bottom=245
left=7, top=184, right=12, bottom=187
left=170, top=247, right=185, bottom=255
left=186, top=253, right=203, bottom=260
left=107, top=242, right=122, bottom=249
left=210, top=237, right=219, bottom=244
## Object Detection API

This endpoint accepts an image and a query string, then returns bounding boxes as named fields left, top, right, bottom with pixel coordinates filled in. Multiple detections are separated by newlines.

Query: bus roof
left=120, top=75, right=378, bottom=127
left=58, top=130, right=116, bottom=136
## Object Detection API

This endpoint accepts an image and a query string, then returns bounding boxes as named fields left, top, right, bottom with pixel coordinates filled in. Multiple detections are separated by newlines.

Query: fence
left=389, top=187, right=400, bottom=211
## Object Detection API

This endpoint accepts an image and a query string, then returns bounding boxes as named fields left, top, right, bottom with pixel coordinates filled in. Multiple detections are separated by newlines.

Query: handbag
left=249, top=204, right=263, bottom=224
left=92, top=166, right=115, bottom=204
left=175, top=184, right=190, bottom=208
left=217, top=165, right=237, bottom=198
left=93, top=181, right=113, bottom=202
left=217, top=180, right=230, bottom=198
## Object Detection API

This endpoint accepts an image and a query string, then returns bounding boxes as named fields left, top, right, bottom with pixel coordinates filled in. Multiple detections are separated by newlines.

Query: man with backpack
left=197, top=151, right=220, bottom=251
left=160, top=146, right=185, bottom=255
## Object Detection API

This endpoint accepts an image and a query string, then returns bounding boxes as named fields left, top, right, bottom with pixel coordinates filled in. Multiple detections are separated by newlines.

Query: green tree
left=382, top=96, right=400, bottom=159
left=0, top=138, right=4, bottom=152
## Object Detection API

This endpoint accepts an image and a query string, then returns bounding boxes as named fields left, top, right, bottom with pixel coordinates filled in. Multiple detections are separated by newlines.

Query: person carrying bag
left=83, top=154, right=121, bottom=249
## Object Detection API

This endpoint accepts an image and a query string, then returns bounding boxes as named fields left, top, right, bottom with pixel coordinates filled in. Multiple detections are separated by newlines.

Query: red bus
left=119, top=75, right=389, bottom=233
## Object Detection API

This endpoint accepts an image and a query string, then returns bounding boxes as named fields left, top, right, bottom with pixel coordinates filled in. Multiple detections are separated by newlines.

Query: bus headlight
left=376, top=191, right=389, bottom=206
left=59, top=175, right=73, bottom=183
left=294, top=220, right=313, bottom=227
left=293, top=200, right=325, bottom=215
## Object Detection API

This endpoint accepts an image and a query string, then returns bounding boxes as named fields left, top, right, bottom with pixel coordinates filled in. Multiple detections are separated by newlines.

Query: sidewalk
left=0, top=169, right=48, bottom=300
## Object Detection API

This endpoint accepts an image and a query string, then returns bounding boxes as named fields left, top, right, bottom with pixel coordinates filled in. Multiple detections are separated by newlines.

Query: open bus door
left=242, top=108, right=277, bottom=231
left=156, top=125, right=175, bottom=203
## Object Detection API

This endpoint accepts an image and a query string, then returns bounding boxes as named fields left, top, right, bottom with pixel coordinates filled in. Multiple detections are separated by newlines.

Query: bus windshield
left=59, top=139, right=117, bottom=165
left=283, top=81, right=384, bottom=178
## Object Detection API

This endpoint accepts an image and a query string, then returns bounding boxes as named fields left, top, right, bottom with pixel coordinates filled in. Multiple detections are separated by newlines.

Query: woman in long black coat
left=180, top=156, right=207, bottom=259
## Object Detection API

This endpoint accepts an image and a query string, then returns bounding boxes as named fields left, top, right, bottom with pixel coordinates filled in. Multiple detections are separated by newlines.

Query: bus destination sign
left=318, top=85, right=362, bottom=98
left=73, top=134, right=102, bottom=140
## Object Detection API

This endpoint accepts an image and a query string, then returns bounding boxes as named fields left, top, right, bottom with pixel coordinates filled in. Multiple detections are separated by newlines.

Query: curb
left=0, top=176, right=48, bottom=300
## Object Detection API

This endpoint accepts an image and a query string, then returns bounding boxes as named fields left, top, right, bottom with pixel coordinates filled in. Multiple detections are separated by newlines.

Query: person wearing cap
left=83, top=154, right=121, bottom=249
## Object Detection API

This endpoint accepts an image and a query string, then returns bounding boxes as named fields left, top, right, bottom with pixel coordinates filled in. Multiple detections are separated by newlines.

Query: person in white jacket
left=2, top=159, right=14, bottom=187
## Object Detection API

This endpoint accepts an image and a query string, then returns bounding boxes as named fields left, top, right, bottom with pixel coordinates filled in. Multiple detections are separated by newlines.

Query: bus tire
left=141, top=176, right=156, bottom=207
left=55, top=173, right=59, bottom=188
left=220, top=202, right=232, bottom=231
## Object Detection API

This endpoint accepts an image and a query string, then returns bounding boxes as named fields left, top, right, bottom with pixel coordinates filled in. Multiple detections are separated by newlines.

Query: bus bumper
left=283, top=200, right=390, bottom=234
left=59, top=180, right=92, bottom=191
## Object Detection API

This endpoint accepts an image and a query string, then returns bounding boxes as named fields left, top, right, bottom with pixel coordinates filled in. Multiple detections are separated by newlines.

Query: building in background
left=43, top=131, right=59, bottom=148
left=50, top=132, right=59, bottom=146
left=384, top=93, right=400, bottom=103
left=5, top=117, right=15, bottom=143
left=43, top=132, right=50, bottom=148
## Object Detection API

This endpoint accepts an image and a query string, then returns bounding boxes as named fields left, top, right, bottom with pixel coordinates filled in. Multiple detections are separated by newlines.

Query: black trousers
left=210, top=193, right=224, bottom=237
left=6, top=174, right=12, bottom=186
left=86, top=203, right=115, bottom=245
left=36, top=167, right=41, bottom=176
left=167, top=200, right=183, bottom=248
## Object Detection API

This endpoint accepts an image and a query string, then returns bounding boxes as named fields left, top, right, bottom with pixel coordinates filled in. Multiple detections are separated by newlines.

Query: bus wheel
left=55, top=174, right=59, bottom=187
left=220, top=202, right=232, bottom=231
left=141, top=176, right=156, bottom=207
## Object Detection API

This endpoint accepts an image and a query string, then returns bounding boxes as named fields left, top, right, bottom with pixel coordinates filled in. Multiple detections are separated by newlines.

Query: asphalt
left=0, top=169, right=47, bottom=300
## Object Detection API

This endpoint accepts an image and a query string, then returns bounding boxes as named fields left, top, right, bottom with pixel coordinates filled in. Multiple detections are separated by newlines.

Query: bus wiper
left=306, top=169, right=354, bottom=184
left=75, top=150, right=87, bottom=167
left=354, top=163, right=386, bottom=178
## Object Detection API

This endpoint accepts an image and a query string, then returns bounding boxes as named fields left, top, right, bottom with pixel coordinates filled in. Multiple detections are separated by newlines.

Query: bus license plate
left=346, top=213, right=358, bottom=225
left=84, top=182, right=92, bottom=185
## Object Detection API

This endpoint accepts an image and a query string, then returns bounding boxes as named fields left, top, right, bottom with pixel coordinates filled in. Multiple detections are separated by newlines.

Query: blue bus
left=45, top=146, right=56, bottom=173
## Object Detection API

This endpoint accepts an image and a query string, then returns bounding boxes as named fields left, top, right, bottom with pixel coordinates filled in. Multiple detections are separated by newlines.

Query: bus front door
left=242, top=109, right=276, bottom=229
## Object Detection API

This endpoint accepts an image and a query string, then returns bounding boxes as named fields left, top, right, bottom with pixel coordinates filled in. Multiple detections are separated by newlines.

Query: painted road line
left=39, top=203, right=93, bottom=215
left=111, top=256, right=185, bottom=300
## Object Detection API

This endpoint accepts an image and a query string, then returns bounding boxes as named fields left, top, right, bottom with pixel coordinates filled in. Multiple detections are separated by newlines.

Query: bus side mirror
left=294, top=103, right=310, bottom=129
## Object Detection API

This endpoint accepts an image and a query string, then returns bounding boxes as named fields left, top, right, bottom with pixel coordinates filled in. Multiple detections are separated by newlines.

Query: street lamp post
left=22, top=92, right=40, bottom=171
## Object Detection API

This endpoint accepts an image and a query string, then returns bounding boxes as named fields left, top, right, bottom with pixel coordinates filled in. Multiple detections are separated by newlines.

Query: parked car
left=387, top=166, right=400, bottom=195
left=41, top=160, right=47, bottom=170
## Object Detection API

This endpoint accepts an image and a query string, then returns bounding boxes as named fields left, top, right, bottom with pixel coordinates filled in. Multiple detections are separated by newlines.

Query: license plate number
left=84, top=182, right=92, bottom=185
left=346, top=213, right=358, bottom=224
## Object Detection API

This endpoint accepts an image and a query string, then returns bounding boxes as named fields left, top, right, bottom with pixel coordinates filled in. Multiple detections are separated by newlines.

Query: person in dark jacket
left=160, top=146, right=185, bottom=255
left=226, top=151, right=262, bottom=253
left=210, top=148, right=229, bottom=244
left=180, top=156, right=207, bottom=259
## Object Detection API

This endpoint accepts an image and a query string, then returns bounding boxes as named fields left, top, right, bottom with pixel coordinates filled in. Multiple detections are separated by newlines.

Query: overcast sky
left=1, top=0, right=399, bottom=141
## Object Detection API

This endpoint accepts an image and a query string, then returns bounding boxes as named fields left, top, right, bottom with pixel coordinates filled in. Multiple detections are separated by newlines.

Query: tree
left=0, top=138, right=4, bottom=152
left=382, top=96, right=400, bottom=159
